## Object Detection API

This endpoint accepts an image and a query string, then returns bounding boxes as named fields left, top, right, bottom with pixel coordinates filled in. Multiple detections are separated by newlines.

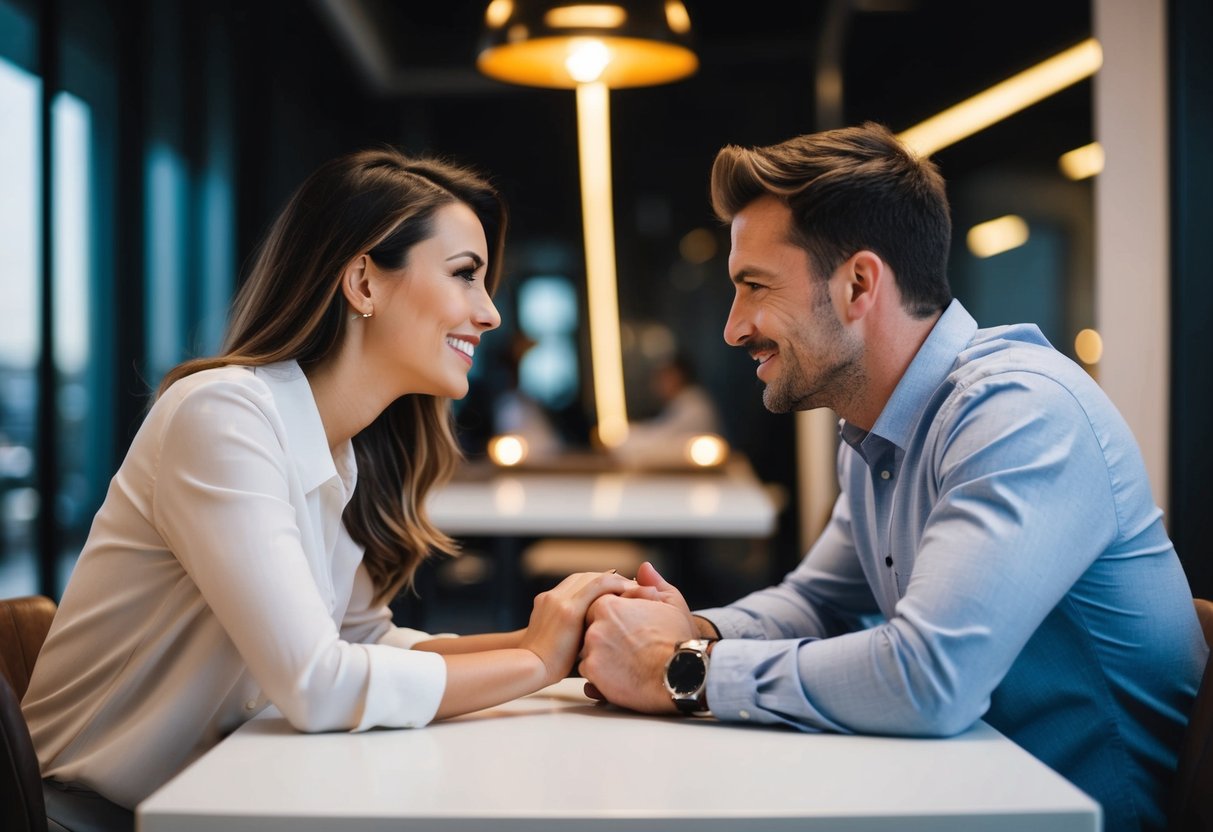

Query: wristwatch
left=663, top=638, right=713, bottom=715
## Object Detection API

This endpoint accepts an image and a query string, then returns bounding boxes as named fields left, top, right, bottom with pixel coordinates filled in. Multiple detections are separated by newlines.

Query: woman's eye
left=455, top=268, right=477, bottom=283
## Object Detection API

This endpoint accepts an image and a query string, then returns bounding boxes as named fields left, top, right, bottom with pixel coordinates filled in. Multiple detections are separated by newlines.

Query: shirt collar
left=255, top=361, right=357, bottom=497
left=856, top=299, right=978, bottom=452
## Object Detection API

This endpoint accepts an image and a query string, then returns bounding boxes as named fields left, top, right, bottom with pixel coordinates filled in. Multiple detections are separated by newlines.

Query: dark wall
left=1170, top=0, right=1213, bottom=599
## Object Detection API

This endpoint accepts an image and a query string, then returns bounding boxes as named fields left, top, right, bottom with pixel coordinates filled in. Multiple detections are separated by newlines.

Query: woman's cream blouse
left=22, top=361, right=447, bottom=809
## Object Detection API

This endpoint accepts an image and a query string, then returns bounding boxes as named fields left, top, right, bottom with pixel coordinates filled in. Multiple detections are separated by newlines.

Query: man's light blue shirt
left=698, top=300, right=1206, bottom=831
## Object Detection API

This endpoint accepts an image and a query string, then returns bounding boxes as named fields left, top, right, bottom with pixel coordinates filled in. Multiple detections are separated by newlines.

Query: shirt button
left=885, top=555, right=893, bottom=567
left=739, top=710, right=751, bottom=720
left=880, top=470, right=891, bottom=480
left=245, top=700, right=258, bottom=711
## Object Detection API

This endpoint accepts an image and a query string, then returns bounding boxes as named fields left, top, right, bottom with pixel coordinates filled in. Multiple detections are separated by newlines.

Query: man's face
left=723, top=196, right=864, bottom=413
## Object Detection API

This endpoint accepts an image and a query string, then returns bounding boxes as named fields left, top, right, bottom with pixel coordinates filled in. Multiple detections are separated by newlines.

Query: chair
left=1171, top=598, right=1213, bottom=832
left=1, top=595, right=57, bottom=699
left=1, top=595, right=57, bottom=832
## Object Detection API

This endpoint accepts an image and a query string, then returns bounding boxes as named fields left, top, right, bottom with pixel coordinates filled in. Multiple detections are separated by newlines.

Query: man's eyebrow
left=731, top=266, right=775, bottom=285
left=446, top=251, right=485, bottom=268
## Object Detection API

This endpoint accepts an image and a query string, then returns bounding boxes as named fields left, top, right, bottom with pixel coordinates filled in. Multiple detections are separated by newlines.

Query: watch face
left=666, top=650, right=707, bottom=695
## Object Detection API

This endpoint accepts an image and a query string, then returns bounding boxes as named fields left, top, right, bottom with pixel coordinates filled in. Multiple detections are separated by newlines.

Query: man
left=579, top=123, right=1207, bottom=831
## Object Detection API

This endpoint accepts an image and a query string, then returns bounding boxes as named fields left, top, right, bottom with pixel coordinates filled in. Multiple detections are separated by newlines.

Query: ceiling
left=311, top=0, right=1094, bottom=178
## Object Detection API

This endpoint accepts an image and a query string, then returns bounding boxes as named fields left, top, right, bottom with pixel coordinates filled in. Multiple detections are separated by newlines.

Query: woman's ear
left=341, top=254, right=374, bottom=317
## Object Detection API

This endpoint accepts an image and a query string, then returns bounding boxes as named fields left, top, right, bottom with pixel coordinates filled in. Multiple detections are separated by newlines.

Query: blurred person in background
left=614, top=354, right=722, bottom=466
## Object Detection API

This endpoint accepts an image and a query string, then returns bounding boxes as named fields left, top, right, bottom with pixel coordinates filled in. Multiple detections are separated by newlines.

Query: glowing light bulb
left=488, top=435, right=528, bottom=467
left=566, top=38, right=612, bottom=84
left=967, top=215, right=1029, bottom=258
left=686, top=434, right=728, bottom=467
left=1074, top=328, right=1103, bottom=365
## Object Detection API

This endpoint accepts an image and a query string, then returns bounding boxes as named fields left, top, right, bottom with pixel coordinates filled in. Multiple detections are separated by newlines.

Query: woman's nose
left=476, top=293, right=501, bottom=331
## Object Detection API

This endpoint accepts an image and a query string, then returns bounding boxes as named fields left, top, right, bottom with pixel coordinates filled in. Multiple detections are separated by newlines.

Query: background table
left=419, top=459, right=781, bottom=628
left=138, top=679, right=1100, bottom=831
left=425, top=459, right=778, bottom=538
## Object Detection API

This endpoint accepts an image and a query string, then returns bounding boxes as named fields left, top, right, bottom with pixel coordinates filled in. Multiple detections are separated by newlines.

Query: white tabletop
left=138, top=679, right=1100, bottom=831
left=425, top=461, right=778, bottom=538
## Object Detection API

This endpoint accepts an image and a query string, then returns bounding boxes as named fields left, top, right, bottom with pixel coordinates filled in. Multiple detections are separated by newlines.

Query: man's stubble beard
left=760, top=290, right=865, bottom=415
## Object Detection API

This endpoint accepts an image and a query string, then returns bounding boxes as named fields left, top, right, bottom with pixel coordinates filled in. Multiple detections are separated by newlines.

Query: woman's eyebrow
left=446, top=251, right=484, bottom=268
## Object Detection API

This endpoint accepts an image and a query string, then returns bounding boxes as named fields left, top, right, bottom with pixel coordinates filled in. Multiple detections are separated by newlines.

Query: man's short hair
left=710, top=122, right=952, bottom=318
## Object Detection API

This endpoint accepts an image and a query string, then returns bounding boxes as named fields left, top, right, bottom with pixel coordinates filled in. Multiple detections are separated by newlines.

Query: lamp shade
left=477, top=1, right=697, bottom=89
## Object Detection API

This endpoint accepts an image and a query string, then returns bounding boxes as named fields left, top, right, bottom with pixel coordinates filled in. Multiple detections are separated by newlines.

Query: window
left=0, top=47, right=41, bottom=595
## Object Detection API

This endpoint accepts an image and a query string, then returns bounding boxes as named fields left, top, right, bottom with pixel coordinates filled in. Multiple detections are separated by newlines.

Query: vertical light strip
left=575, top=81, right=629, bottom=447
left=898, top=38, right=1103, bottom=157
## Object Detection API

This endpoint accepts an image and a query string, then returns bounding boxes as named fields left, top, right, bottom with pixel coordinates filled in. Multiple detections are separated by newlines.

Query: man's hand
left=619, top=561, right=718, bottom=639
left=579, top=593, right=697, bottom=714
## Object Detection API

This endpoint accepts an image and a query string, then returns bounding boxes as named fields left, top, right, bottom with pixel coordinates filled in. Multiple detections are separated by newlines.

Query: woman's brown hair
left=159, top=148, right=507, bottom=602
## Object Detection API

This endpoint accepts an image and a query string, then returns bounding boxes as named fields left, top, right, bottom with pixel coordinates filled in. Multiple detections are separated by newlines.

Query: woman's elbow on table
left=266, top=646, right=374, bottom=733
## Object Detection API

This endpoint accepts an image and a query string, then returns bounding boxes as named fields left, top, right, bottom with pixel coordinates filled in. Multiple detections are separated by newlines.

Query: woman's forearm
left=433, top=649, right=547, bottom=719
left=412, top=629, right=525, bottom=654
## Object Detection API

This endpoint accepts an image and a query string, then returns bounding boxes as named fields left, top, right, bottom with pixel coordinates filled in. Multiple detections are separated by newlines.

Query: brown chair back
left=1171, top=598, right=1213, bottom=831
left=0, top=595, right=54, bottom=832
left=0, top=595, right=57, bottom=701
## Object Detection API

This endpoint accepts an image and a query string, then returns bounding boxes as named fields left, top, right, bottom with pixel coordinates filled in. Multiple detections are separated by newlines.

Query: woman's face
left=366, top=201, right=500, bottom=399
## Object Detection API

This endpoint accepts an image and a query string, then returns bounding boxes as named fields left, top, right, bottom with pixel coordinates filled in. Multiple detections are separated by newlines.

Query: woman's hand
left=519, top=571, right=634, bottom=686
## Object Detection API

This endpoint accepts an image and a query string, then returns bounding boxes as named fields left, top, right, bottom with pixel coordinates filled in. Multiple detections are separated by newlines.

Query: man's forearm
left=694, top=615, right=722, bottom=639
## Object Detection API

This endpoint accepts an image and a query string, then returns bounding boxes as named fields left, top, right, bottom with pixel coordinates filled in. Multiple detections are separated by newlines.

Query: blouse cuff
left=376, top=626, right=458, bottom=649
left=354, top=645, right=446, bottom=731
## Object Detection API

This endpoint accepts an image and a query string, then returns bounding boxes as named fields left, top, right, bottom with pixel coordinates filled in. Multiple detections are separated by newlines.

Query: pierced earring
left=349, top=309, right=373, bottom=320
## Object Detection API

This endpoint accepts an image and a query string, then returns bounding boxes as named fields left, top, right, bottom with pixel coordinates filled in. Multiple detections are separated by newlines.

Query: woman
left=22, top=149, right=630, bottom=819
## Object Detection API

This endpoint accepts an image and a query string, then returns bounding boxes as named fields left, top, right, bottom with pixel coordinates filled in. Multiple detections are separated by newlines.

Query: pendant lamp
left=477, top=1, right=697, bottom=448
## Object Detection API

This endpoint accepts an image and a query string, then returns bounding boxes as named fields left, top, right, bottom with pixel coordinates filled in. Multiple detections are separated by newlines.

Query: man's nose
left=723, top=296, right=750, bottom=346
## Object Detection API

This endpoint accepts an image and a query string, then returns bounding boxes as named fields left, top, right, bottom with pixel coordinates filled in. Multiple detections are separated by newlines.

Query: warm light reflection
left=565, top=38, right=613, bottom=83
left=898, top=39, right=1103, bottom=157
left=488, top=434, right=529, bottom=466
left=1059, top=142, right=1104, bottom=180
left=686, top=434, right=728, bottom=467
left=678, top=228, right=716, bottom=264
left=689, top=482, right=721, bottom=515
left=545, top=4, right=627, bottom=29
left=484, top=0, right=513, bottom=28
left=967, top=215, right=1030, bottom=258
left=665, top=0, right=691, bottom=34
left=1074, top=328, right=1103, bottom=365
left=493, top=478, right=526, bottom=515
left=590, top=474, right=626, bottom=518
left=577, top=81, right=630, bottom=447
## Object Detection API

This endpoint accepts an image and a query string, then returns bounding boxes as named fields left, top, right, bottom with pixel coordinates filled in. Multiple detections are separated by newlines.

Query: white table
left=425, top=460, right=778, bottom=538
left=138, top=679, right=1100, bottom=831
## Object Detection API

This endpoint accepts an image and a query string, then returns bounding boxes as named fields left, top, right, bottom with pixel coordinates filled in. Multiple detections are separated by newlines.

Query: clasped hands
left=580, top=561, right=704, bottom=714
left=520, top=561, right=704, bottom=715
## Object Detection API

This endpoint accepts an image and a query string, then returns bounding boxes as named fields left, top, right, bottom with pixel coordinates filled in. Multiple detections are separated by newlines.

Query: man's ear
left=839, top=250, right=886, bottom=322
left=341, top=254, right=373, bottom=316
